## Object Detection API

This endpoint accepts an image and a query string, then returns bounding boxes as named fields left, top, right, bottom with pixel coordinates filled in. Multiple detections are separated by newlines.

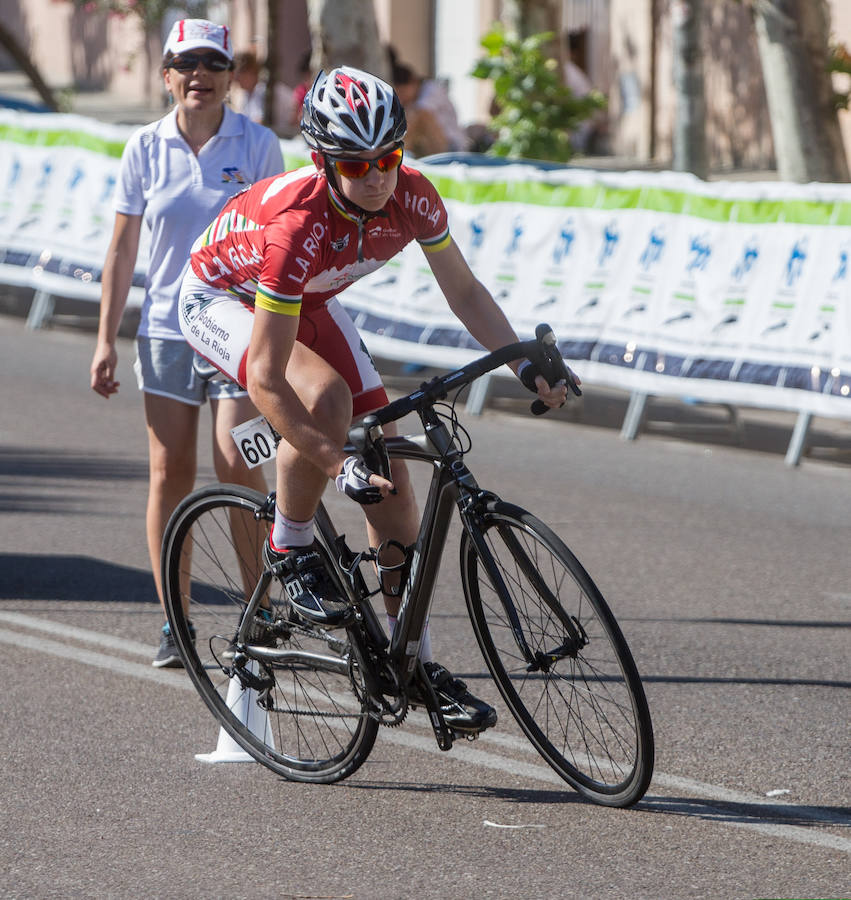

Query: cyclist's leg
left=274, top=340, right=352, bottom=523
left=360, top=433, right=418, bottom=617
left=301, top=299, right=422, bottom=610
left=262, top=344, right=355, bottom=625
left=301, top=298, right=419, bottom=612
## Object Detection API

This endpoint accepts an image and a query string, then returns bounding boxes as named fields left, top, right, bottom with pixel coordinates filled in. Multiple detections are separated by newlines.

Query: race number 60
left=230, top=415, right=276, bottom=469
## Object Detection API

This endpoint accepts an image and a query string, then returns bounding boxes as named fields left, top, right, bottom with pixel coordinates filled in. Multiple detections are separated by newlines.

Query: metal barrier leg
left=784, top=411, right=812, bottom=467
left=25, top=289, right=54, bottom=330
left=620, top=391, right=649, bottom=441
left=465, top=372, right=492, bottom=416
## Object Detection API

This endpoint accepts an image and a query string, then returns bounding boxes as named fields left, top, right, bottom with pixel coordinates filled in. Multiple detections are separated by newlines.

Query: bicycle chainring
left=348, top=654, right=408, bottom=726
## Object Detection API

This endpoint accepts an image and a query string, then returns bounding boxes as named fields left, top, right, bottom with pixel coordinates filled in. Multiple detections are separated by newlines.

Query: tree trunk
left=306, top=0, right=388, bottom=78
left=265, top=0, right=280, bottom=128
left=672, top=0, right=708, bottom=179
left=752, top=0, right=849, bottom=182
left=0, top=19, right=59, bottom=111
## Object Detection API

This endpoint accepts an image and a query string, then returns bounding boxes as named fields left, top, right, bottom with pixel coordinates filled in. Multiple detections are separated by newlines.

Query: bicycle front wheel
left=161, top=483, right=378, bottom=783
left=461, top=501, right=654, bottom=807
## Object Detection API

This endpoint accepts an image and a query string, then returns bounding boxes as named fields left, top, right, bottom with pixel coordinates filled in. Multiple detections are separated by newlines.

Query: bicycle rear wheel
left=460, top=500, right=654, bottom=807
left=161, top=483, right=378, bottom=783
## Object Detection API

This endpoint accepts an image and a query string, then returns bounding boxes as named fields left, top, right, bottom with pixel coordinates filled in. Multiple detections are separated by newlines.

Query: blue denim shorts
left=134, top=336, right=248, bottom=406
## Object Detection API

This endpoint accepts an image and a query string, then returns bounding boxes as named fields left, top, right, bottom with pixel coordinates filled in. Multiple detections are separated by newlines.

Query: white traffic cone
left=195, top=665, right=275, bottom=763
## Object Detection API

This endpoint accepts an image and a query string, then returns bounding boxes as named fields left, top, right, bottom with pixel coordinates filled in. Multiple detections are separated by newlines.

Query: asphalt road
left=1, top=314, right=849, bottom=899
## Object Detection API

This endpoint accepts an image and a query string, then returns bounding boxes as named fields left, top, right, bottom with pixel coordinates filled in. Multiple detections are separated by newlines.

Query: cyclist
left=178, top=66, right=568, bottom=734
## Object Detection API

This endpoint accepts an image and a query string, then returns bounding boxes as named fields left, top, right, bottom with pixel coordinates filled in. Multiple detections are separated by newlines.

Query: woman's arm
left=90, top=212, right=142, bottom=398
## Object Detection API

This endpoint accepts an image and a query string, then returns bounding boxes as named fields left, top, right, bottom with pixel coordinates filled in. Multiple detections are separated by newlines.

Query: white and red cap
left=163, top=19, right=233, bottom=61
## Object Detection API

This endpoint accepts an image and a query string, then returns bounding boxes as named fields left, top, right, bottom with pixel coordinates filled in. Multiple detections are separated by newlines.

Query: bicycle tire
left=161, top=483, right=378, bottom=783
left=460, top=500, right=654, bottom=807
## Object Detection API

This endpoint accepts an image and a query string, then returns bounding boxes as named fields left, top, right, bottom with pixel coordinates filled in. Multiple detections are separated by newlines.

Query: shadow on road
left=639, top=794, right=851, bottom=830
left=0, top=446, right=147, bottom=481
left=343, top=779, right=586, bottom=805
left=345, top=780, right=850, bottom=831
left=0, top=553, right=155, bottom=604
left=0, top=446, right=147, bottom=514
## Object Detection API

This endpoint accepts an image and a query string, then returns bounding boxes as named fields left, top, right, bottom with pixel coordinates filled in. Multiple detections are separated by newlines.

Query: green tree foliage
left=471, top=24, right=605, bottom=162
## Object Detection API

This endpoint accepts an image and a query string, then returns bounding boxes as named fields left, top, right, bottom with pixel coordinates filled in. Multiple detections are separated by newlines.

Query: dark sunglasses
left=328, top=145, right=404, bottom=179
left=168, top=52, right=232, bottom=73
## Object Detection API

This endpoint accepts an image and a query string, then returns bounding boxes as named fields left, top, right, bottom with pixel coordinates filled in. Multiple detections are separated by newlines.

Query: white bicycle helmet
left=301, top=66, right=407, bottom=153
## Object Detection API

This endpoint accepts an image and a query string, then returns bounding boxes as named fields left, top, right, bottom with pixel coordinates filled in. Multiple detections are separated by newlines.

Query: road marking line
left=0, top=625, right=192, bottom=689
left=2, top=616, right=848, bottom=854
left=0, top=610, right=154, bottom=658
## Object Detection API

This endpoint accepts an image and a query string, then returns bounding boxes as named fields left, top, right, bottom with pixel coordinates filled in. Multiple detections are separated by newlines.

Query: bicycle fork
left=461, top=500, right=588, bottom=672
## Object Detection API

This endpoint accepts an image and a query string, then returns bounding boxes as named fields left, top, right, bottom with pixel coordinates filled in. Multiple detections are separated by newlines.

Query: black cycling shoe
left=263, top=538, right=354, bottom=628
left=409, top=661, right=498, bottom=734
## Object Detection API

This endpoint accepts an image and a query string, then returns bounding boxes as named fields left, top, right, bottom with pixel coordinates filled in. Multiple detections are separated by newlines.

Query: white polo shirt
left=115, top=104, right=284, bottom=340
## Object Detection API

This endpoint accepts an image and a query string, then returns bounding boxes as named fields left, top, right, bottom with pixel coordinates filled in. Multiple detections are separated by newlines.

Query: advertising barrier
left=2, top=109, right=850, bottom=457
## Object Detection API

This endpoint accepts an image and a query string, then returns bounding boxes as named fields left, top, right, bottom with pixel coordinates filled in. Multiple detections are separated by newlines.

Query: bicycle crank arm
left=413, top=658, right=454, bottom=751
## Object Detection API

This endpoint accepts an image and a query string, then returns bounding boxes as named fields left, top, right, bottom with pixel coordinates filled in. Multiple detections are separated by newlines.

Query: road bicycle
left=161, top=325, right=654, bottom=807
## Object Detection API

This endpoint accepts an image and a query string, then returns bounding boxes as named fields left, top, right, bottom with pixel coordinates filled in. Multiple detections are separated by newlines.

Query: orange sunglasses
left=328, top=145, right=404, bottom=179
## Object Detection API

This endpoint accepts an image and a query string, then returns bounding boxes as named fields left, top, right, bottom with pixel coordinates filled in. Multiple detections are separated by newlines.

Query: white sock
left=271, top=507, right=314, bottom=550
left=386, top=614, right=433, bottom=663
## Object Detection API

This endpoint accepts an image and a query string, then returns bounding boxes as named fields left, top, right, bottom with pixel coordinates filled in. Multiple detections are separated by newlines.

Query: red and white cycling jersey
left=188, top=164, right=451, bottom=316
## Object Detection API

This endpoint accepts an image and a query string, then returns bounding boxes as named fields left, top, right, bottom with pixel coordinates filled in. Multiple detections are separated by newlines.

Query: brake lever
left=530, top=323, right=582, bottom=416
left=347, top=414, right=392, bottom=479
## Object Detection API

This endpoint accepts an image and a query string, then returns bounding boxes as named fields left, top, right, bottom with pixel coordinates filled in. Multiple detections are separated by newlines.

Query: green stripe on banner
left=683, top=194, right=735, bottom=222
left=640, top=188, right=687, bottom=214
left=830, top=203, right=851, bottom=225
left=0, top=123, right=126, bottom=157
left=426, top=170, right=851, bottom=226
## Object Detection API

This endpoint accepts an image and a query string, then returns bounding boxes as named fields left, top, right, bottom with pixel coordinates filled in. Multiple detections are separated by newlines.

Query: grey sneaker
left=152, top=621, right=195, bottom=668
left=222, top=608, right=278, bottom=660
left=409, top=661, right=498, bottom=734
left=263, top=538, right=353, bottom=627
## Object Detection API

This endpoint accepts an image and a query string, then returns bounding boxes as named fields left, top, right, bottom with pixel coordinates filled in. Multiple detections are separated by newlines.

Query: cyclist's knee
left=302, top=378, right=353, bottom=442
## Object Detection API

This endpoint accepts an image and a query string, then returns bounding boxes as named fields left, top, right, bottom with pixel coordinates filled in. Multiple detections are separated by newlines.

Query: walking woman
left=90, top=19, right=284, bottom=666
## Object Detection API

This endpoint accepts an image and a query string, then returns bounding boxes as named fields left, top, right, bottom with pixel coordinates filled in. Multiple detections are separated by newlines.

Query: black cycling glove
left=335, top=455, right=384, bottom=505
left=517, top=359, right=544, bottom=394
left=517, top=357, right=582, bottom=397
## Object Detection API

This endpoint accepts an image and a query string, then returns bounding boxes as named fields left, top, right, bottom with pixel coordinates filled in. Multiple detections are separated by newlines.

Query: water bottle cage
left=375, top=539, right=414, bottom=597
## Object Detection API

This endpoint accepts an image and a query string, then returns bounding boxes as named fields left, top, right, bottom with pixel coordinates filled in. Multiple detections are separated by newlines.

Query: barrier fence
left=2, top=109, right=850, bottom=464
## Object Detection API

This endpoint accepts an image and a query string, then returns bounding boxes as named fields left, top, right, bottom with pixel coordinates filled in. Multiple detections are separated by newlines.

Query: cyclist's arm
left=246, top=306, right=395, bottom=491
left=425, top=238, right=568, bottom=407
left=91, top=212, right=142, bottom=398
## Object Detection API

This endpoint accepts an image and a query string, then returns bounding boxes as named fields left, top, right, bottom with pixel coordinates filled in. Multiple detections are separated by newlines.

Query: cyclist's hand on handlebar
left=335, top=455, right=396, bottom=505
left=517, top=358, right=581, bottom=410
